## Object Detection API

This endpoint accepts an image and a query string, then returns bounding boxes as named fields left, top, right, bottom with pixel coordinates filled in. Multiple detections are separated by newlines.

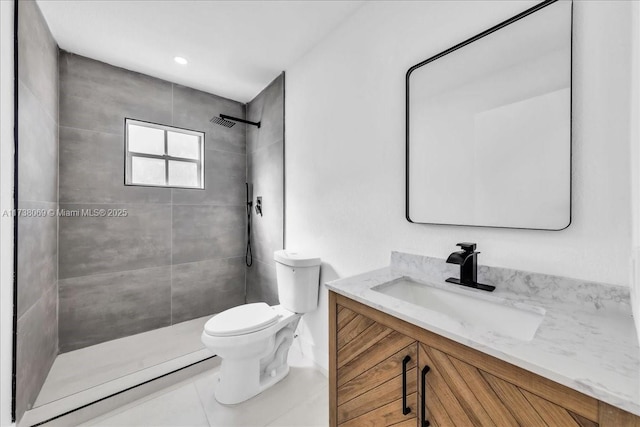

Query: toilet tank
left=274, top=250, right=321, bottom=313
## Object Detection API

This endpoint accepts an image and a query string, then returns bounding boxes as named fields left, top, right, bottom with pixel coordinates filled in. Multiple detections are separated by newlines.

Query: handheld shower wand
left=245, top=183, right=253, bottom=267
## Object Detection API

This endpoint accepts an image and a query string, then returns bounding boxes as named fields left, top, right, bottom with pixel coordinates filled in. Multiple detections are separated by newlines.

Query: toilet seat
left=204, top=302, right=280, bottom=337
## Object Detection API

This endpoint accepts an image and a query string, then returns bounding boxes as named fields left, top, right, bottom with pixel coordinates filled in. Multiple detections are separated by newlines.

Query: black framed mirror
left=406, top=0, right=572, bottom=230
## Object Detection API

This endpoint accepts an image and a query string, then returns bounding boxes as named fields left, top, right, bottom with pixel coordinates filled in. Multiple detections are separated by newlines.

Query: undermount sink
left=372, top=277, right=545, bottom=342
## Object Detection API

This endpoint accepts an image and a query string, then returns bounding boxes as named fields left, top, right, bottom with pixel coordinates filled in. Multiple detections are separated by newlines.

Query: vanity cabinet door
left=334, top=304, right=418, bottom=427
left=418, top=342, right=598, bottom=427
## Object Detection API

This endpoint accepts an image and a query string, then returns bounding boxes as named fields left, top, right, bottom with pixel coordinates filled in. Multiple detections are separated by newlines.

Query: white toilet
left=201, top=250, right=321, bottom=405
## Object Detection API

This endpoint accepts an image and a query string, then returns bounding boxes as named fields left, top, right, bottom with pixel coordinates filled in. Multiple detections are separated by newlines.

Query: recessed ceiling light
left=174, top=56, right=188, bottom=65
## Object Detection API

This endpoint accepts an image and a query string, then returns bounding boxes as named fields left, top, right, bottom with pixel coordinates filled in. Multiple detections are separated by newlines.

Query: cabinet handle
left=421, top=365, right=431, bottom=427
left=402, top=355, right=411, bottom=415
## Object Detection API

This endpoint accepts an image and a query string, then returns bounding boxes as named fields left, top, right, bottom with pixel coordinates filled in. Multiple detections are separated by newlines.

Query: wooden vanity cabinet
left=417, top=342, right=597, bottom=426
left=329, top=291, right=640, bottom=427
left=333, top=301, right=418, bottom=426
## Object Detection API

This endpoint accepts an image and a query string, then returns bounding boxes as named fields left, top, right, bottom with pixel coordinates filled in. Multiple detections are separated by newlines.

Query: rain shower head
left=210, top=114, right=261, bottom=128
left=210, top=115, right=236, bottom=128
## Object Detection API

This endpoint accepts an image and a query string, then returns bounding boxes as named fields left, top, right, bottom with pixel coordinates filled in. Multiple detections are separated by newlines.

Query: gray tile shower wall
left=16, top=0, right=59, bottom=421
left=245, top=74, right=285, bottom=305
left=16, top=286, right=58, bottom=421
left=58, top=266, right=172, bottom=351
left=246, top=259, right=279, bottom=305
left=58, top=52, right=247, bottom=352
left=58, top=203, right=172, bottom=279
left=171, top=257, right=246, bottom=323
left=172, top=205, right=245, bottom=265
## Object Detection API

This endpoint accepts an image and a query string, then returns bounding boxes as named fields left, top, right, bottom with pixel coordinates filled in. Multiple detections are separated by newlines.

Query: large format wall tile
left=172, top=85, right=246, bottom=154
left=59, top=126, right=170, bottom=204
left=16, top=1, right=59, bottom=422
left=59, top=53, right=172, bottom=134
left=57, top=52, right=247, bottom=352
left=172, top=148, right=245, bottom=206
left=18, top=0, right=58, bottom=120
left=16, top=285, right=57, bottom=418
left=59, top=266, right=172, bottom=352
left=17, top=201, right=58, bottom=318
left=247, top=139, right=284, bottom=265
left=18, top=81, right=58, bottom=203
left=171, top=257, right=245, bottom=324
left=247, top=74, right=284, bottom=154
left=245, top=74, right=284, bottom=302
left=172, top=205, right=245, bottom=264
left=59, top=203, right=171, bottom=279
left=246, top=259, right=278, bottom=305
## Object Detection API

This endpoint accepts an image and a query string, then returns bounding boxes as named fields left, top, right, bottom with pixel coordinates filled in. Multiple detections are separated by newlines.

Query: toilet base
left=214, top=363, right=291, bottom=405
left=213, top=320, right=298, bottom=405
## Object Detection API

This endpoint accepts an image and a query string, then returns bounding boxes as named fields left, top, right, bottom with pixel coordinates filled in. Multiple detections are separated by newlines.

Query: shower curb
left=19, top=355, right=218, bottom=427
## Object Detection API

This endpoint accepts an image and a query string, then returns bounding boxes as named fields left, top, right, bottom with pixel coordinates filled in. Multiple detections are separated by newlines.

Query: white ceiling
left=37, top=0, right=363, bottom=103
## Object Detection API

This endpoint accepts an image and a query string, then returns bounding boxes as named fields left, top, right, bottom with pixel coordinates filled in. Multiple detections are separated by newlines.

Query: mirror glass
left=407, top=1, right=572, bottom=230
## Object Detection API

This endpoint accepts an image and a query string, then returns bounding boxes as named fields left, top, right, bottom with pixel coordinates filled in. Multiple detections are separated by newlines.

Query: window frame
left=124, top=118, right=205, bottom=190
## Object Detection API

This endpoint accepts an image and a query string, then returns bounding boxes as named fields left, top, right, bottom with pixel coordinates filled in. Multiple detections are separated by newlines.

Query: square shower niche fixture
left=125, top=118, right=205, bottom=189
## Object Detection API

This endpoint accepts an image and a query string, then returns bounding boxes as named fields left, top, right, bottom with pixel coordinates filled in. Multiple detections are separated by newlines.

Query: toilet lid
left=204, top=303, right=280, bottom=337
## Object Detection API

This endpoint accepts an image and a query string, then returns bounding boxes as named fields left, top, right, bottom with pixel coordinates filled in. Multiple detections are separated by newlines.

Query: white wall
left=286, top=1, right=634, bottom=371
left=0, top=1, right=15, bottom=425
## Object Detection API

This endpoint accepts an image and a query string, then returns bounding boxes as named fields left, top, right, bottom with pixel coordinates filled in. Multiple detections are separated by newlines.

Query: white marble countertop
left=326, top=252, right=640, bottom=416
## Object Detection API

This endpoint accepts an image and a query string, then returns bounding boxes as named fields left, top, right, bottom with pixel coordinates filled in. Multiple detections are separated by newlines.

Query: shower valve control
left=255, top=197, right=263, bottom=216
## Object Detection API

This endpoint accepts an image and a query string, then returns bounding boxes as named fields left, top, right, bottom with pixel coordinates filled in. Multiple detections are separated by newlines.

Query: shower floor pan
left=20, top=315, right=215, bottom=427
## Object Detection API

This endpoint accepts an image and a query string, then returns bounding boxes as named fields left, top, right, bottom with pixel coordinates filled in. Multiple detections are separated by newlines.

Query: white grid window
left=125, top=119, right=205, bottom=189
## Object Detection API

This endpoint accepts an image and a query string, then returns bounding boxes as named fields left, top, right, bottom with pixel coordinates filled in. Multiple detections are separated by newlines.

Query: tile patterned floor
left=81, top=349, right=328, bottom=427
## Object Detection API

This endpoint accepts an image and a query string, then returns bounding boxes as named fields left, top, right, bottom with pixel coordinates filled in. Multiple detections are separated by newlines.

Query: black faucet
left=445, top=243, right=495, bottom=292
